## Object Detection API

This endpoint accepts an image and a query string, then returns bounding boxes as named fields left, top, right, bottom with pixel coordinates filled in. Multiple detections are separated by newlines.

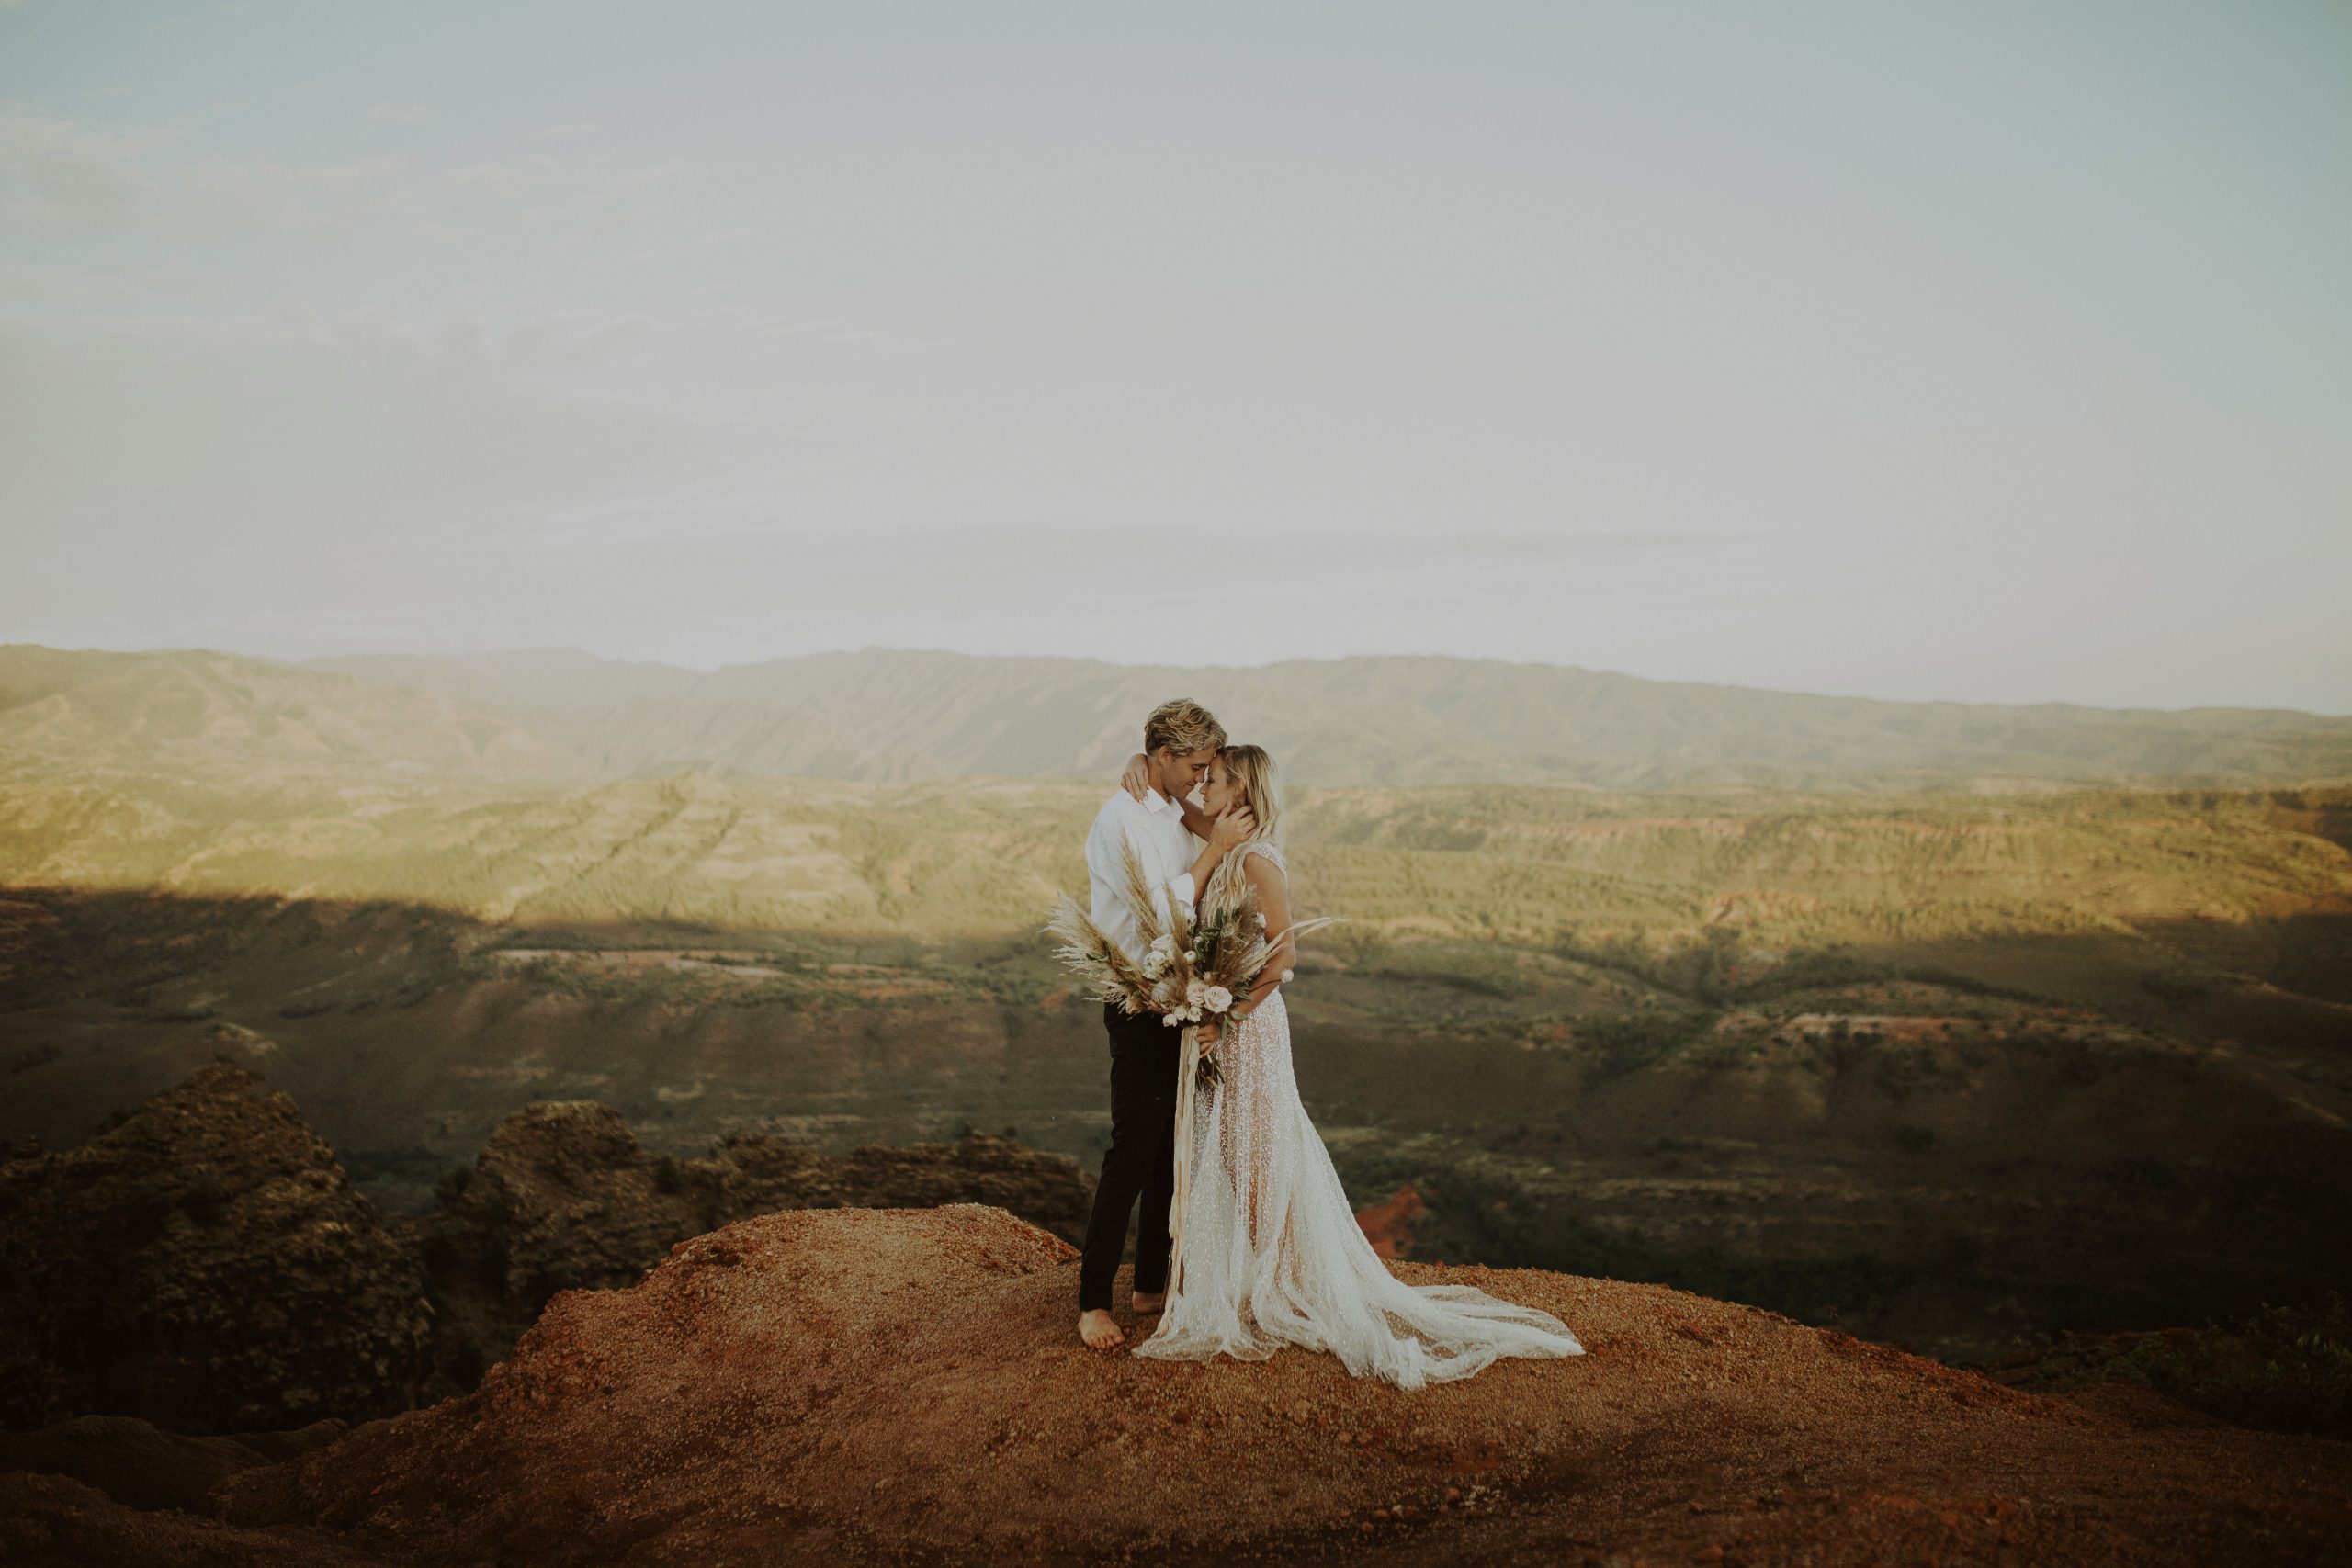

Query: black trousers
left=1077, top=1002, right=1181, bottom=1312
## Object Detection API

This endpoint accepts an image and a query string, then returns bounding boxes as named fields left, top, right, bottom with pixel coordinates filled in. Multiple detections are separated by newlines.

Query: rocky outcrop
left=720, top=1129, right=1095, bottom=1239
left=197, top=1204, right=2352, bottom=1567
left=17, top=1077, right=2340, bottom=1563
left=394, top=1100, right=1097, bottom=1390
left=0, top=1469, right=387, bottom=1567
left=0, top=1065, right=1100, bottom=1438
left=413, top=1100, right=1093, bottom=1316
left=0, top=1061, right=433, bottom=1436
left=424, top=1100, right=696, bottom=1309
left=0, top=1412, right=346, bottom=1515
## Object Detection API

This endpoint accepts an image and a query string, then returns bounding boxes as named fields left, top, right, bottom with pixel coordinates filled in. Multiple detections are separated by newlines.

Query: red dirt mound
left=191, top=1203, right=2352, bottom=1565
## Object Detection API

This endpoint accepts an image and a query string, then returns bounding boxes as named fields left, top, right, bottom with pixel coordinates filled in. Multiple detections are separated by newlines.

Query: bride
left=1125, top=744, right=1585, bottom=1389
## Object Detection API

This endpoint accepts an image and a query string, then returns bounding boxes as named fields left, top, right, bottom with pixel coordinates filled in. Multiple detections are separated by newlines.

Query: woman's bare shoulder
left=1238, top=841, right=1288, bottom=887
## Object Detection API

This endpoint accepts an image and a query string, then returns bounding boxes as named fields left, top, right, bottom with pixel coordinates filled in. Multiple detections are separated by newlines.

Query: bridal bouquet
left=1046, top=839, right=1340, bottom=1089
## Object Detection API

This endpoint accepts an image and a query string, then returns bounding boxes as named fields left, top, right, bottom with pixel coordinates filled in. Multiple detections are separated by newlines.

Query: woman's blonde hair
left=1203, top=742, right=1283, bottom=914
left=1217, top=742, right=1282, bottom=846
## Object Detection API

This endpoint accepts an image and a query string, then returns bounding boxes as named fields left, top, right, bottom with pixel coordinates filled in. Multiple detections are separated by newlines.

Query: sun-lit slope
left=308, top=645, right=2352, bottom=790
left=4, top=769, right=2348, bottom=968
left=1295, top=784, right=2352, bottom=947
left=0, top=771, right=1093, bottom=933
left=0, top=646, right=595, bottom=784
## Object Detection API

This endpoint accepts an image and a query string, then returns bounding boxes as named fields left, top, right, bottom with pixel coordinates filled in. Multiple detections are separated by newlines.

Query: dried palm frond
left=1043, top=894, right=1157, bottom=1013
left=1268, top=914, right=1347, bottom=958
left=1222, top=933, right=1272, bottom=985
left=1117, top=837, right=1166, bottom=948
left=1161, top=876, right=1193, bottom=965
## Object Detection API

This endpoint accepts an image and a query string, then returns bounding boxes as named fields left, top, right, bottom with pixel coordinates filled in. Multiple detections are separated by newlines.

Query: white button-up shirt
left=1084, top=786, right=1202, bottom=968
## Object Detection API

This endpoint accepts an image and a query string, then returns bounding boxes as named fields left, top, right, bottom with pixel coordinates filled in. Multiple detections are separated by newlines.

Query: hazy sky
left=4, top=2, right=2347, bottom=712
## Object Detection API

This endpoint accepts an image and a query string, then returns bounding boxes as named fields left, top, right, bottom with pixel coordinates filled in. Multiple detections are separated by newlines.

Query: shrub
left=119, top=1179, right=176, bottom=1245
left=2140, top=970, right=2211, bottom=1007
left=433, top=1163, right=474, bottom=1208
left=180, top=1174, right=232, bottom=1226
left=2074, top=1292, right=2352, bottom=1440
left=1576, top=1010, right=1717, bottom=1078
left=479, top=1225, right=510, bottom=1290
left=2229, top=1294, right=2352, bottom=1438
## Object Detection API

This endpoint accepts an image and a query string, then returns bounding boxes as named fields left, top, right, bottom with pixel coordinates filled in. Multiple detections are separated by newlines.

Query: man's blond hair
left=1143, top=698, right=1226, bottom=758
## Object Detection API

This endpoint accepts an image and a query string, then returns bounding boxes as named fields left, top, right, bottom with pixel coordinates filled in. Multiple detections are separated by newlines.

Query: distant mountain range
left=2, top=642, right=2347, bottom=791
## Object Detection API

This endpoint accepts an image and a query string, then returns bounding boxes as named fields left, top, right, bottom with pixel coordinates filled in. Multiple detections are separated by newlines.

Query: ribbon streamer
left=1168, top=1022, right=1201, bottom=1294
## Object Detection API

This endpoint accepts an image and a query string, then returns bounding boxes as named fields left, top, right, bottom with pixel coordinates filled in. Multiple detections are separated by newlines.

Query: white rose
left=1183, top=950, right=1197, bottom=963
left=1185, top=977, right=1207, bottom=1007
left=1204, top=986, right=1233, bottom=1013
left=1162, top=1012, right=1182, bottom=1026
left=1280, top=969, right=1295, bottom=983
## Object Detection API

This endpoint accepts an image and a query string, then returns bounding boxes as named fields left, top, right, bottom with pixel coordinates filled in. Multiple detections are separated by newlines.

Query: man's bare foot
left=1131, top=1290, right=1165, bottom=1315
left=1078, top=1309, right=1125, bottom=1349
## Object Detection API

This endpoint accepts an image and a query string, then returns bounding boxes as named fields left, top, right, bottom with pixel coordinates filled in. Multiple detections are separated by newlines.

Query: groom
left=1075, top=698, right=1255, bottom=1350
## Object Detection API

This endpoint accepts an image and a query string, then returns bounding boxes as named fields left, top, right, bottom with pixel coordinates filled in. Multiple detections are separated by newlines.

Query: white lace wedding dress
left=1133, top=841, right=1585, bottom=1388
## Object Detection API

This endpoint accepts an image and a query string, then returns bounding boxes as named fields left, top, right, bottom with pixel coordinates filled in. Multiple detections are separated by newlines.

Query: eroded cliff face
left=0, top=1061, right=434, bottom=1435
left=424, top=1099, right=1093, bottom=1311
left=394, top=1099, right=1096, bottom=1382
